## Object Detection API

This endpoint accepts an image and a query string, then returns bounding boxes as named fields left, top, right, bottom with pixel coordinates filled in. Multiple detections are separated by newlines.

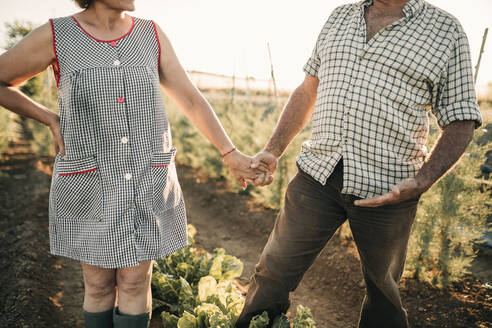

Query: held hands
left=223, top=149, right=275, bottom=189
left=249, top=150, right=278, bottom=186
left=223, top=149, right=271, bottom=190
left=354, top=177, right=427, bottom=207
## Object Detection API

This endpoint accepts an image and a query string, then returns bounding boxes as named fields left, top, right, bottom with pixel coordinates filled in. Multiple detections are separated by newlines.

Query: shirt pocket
left=53, top=155, right=102, bottom=221
left=151, top=147, right=182, bottom=215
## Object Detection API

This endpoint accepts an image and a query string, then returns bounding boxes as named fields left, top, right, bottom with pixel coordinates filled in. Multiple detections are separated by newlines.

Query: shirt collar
left=356, top=0, right=425, bottom=18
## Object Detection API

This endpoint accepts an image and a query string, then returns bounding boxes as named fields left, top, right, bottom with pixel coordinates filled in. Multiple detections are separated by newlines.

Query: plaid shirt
left=297, top=0, right=483, bottom=198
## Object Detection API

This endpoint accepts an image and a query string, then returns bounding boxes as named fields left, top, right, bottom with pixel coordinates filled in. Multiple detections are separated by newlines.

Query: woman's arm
left=0, top=22, right=65, bottom=156
left=153, top=22, right=264, bottom=188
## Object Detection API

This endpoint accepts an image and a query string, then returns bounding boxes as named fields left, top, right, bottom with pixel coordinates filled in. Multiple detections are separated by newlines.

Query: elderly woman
left=0, top=0, right=267, bottom=327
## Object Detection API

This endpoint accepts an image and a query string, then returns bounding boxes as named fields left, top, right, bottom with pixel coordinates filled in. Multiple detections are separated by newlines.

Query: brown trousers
left=235, top=160, right=419, bottom=328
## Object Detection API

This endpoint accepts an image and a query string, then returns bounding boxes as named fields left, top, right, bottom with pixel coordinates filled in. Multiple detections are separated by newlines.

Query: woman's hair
left=74, top=0, right=92, bottom=8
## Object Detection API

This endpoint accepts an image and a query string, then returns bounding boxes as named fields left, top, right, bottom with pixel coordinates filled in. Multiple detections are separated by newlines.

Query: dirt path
left=0, top=134, right=491, bottom=327
left=0, top=135, right=85, bottom=328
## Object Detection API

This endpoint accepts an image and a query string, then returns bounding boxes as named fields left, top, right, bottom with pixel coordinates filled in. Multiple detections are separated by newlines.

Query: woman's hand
left=224, top=150, right=270, bottom=190
left=250, top=150, right=277, bottom=186
left=48, top=115, right=65, bottom=157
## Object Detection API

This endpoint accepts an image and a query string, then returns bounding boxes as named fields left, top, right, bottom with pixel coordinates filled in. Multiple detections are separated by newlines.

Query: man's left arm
left=355, top=27, right=483, bottom=207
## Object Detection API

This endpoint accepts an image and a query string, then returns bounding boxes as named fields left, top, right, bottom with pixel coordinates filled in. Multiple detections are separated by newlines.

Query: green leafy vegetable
left=198, top=276, right=218, bottom=302
left=151, top=271, right=181, bottom=312
left=221, top=255, right=243, bottom=280
left=209, top=311, right=233, bottom=328
left=195, top=303, right=222, bottom=327
left=161, top=311, right=179, bottom=328
left=209, top=253, right=225, bottom=281
left=249, top=311, right=269, bottom=328
left=178, top=277, right=196, bottom=314
left=272, top=314, right=290, bottom=328
left=151, top=297, right=167, bottom=311
left=204, top=294, right=227, bottom=314
left=293, top=305, right=316, bottom=328
left=177, top=311, right=198, bottom=328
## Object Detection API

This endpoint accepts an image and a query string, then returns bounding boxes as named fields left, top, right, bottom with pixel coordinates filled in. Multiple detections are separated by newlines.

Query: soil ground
left=0, top=136, right=491, bottom=328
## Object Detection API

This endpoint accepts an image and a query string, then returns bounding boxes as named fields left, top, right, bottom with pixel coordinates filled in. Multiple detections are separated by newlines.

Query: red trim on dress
left=71, top=15, right=135, bottom=43
left=151, top=164, right=170, bottom=167
left=59, top=168, right=98, bottom=176
left=151, top=21, right=161, bottom=72
left=49, top=19, right=60, bottom=88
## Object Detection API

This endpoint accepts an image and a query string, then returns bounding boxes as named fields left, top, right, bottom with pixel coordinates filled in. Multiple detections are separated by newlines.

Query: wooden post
left=231, top=60, right=236, bottom=105
left=232, top=73, right=236, bottom=105
left=267, top=42, right=278, bottom=102
left=474, top=28, right=488, bottom=86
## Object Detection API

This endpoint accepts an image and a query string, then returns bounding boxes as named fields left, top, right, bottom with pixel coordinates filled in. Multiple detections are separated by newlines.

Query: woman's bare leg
left=80, top=262, right=117, bottom=312
left=116, top=260, right=153, bottom=314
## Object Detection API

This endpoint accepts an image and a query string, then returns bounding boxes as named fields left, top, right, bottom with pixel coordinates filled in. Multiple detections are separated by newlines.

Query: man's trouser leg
left=235, top=162, right=347, bottom=327
left=345, top=193, right=419, bottom=328
left=235, top=160, right=419, bottom=328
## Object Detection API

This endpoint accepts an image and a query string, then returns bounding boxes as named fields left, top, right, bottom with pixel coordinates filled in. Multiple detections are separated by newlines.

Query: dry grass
left=480, top=108, right=492, bottom=124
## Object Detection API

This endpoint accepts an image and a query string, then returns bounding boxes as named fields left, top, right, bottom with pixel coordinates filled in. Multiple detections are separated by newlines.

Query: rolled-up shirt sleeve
left=303, top=34, right=322, bottom=77
left=303, top=6, right=344, bottom=77
left=434, top=30, right=483, bottom=129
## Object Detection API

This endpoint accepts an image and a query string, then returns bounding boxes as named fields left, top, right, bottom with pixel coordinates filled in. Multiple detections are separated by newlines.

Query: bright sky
left=0, top=0, right=491, bottom=89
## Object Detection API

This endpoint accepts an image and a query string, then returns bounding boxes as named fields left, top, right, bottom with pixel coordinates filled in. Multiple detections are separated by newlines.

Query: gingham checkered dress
left=48, top=15, right=189, bottom=268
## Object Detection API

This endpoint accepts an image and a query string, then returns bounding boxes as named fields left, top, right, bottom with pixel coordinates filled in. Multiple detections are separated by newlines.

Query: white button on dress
left=114, top=59, right=121, bottom=66
left=125, top=173, right=132, bottom=180
left=121, top=136, right=128, bottom=144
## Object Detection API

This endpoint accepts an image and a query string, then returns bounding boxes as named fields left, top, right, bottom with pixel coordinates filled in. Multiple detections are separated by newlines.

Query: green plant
left=0, top=110, right=20, bottom=157
left=152, top=224, right=317, bottom=327
left=404, top=128, right=491, bottom=287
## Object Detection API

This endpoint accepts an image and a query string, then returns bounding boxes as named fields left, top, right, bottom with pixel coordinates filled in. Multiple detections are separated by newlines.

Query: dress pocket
left=151, top=147, right=182, bottom=214
left=54, top=155, right=102, bottom=221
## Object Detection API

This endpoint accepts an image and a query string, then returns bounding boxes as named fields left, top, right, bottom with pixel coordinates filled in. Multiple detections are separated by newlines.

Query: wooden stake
left=474, top=28, right=488, bottom=86
left=267, top=42, right=278, bottom=102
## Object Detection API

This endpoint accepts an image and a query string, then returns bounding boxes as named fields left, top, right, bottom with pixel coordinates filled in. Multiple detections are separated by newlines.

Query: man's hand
left=354, top=177, right=425, bottom=207
left=248, top=150, right=278, bottom=186
left=224, top=150, right=270, bottom=190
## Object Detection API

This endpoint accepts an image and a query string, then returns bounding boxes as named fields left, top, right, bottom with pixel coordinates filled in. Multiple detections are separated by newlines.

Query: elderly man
left=237, top=0, right=483, bottom=327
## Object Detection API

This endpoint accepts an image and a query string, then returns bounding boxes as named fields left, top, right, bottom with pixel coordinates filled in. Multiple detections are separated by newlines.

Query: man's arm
left=354, top=120, right=475, bottom=207
left=249, top=74, right=319, bottom=186
left=415, top=120, right=475, bottom=190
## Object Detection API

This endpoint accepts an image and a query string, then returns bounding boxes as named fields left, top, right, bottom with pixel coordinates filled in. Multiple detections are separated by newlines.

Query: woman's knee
left=117, top=262, right=152, bottom=296
left=85, top=281, right=116, bottom=300
left=81, top=262, right=116, bottom=300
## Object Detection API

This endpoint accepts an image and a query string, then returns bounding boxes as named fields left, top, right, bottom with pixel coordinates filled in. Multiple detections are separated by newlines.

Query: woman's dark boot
left=83, top=308, right=114, bottom=328
left=113, top=306, right=151, bottom=328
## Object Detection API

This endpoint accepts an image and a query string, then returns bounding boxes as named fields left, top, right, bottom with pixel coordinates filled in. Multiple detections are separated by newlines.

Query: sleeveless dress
left=48, top=15, right=188, bottom=268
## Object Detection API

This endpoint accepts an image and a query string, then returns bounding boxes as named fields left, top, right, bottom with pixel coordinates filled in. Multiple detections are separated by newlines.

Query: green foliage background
left=164, top=90, right=309, bottom=208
